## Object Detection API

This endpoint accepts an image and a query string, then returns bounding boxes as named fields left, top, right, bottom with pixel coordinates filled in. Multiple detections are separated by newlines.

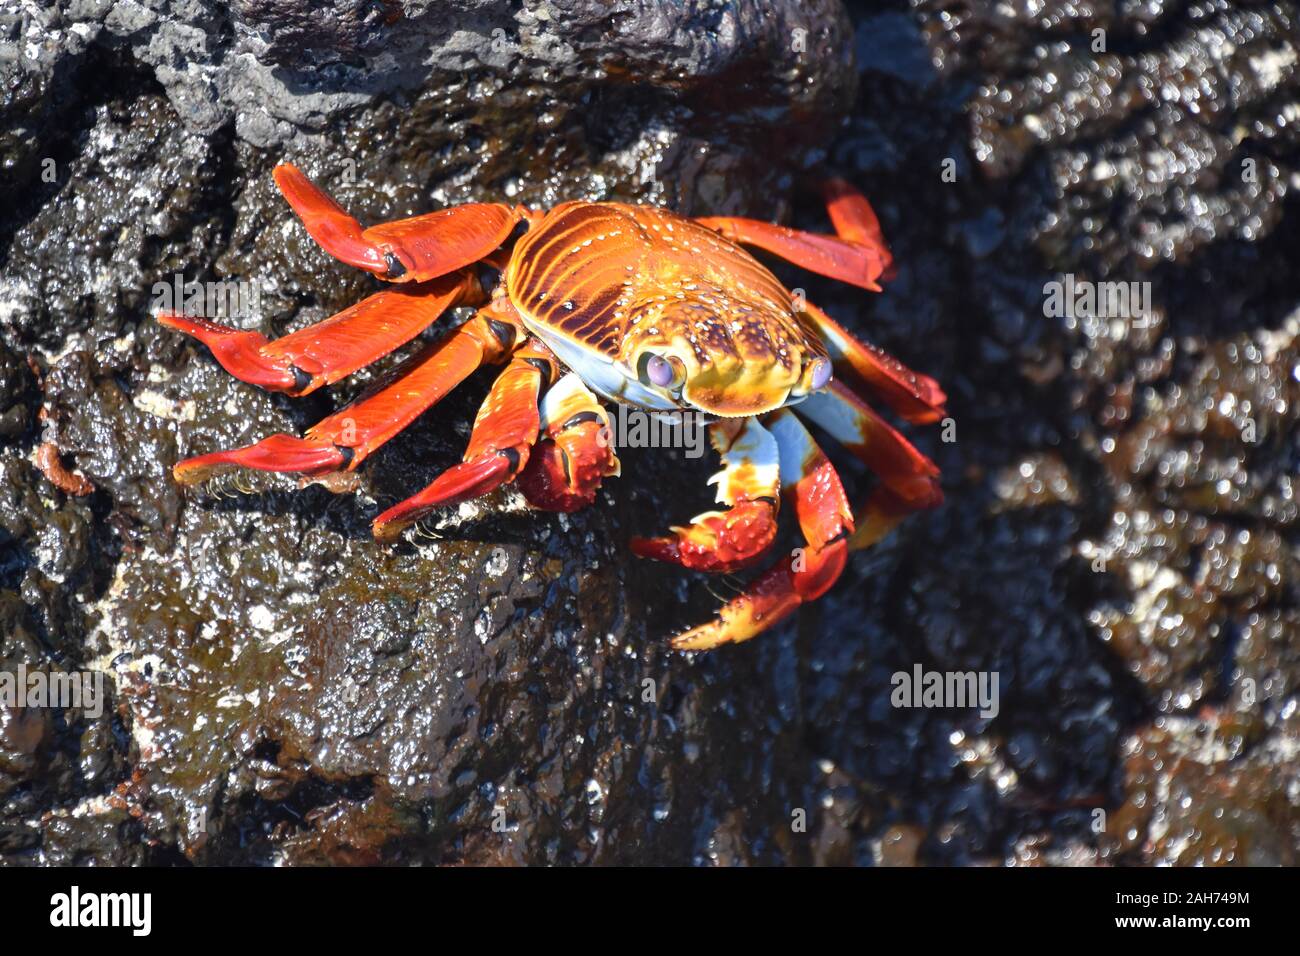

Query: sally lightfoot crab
left=160, top=165, right=945, bottom=649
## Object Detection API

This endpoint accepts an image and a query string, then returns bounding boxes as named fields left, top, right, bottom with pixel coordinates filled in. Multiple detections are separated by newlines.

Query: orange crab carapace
left=161, top=165, right=945, bottom=649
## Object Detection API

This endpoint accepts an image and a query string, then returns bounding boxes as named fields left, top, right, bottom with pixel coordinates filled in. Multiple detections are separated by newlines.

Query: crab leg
left=159, top=271, right=482, bottom=396
left=842, top=486, right=929, bottom=553
left=515, top=373, right=621, bottom=512
left=796, top=381, right=942, bottom=509
left=799, top=300, right=946, bottom=424
left=630, top=417, right=781, bottom=573
left=172, top=310, right=517, bottom=485
left=794, top=380, right=942, bottom=551
left=671, top=410, right=853, bottom=651
left=371, top=339, right=560, bottom=541
left=273, top=163, right=522, bottom=282
left=694, top=179, right=893, bottom=291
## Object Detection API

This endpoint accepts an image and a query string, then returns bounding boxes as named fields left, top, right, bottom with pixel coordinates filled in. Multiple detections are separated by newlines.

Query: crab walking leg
left=630, top=417, right=781, bottom=573
left=795, top=381, right=943, bottom=551
left=796, top=381, right=942, bottom=508
left=671, top=411, right=853, bottom=651
left=799, top=300, right=946, bottom=424
left=159, top=271, right=482, bottom=396
left=841, top=486, right=931, bottom=553
left=515, top=373, right=621, bottom=512
left=273, top=163, right=522, bottom=282
left=372, top=339, right=559, bottom=541
left=172, top=310, right=517, bottom=485
left=694, top=179, right=893, bottom=292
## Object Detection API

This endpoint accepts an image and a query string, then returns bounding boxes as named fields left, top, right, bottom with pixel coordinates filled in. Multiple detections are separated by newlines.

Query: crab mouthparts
left=681, top=379, right=794, bottom=417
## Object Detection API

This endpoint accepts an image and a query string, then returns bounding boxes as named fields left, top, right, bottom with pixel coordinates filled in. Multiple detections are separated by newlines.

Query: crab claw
left=668, top=410, right=852, bottom=651
left=631, top=417, right=781, bottom=574
left=630, top=498, right=778, bottom=573
left=670, top=538, right=848, bottom=651
left=516, top=423, right=616, bottom=512
left=515, top=373, right=620, bottom=512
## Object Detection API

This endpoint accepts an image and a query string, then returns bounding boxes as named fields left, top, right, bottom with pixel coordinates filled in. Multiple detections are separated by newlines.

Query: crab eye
left=638, top=352, right=679, bottom=388
left=809, top=358, right=833, bottom=390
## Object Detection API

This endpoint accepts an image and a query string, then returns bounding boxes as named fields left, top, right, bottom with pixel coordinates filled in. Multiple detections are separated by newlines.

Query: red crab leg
left=795, top=381, right=942, bottom=510
left=793, top=381, right=942, bottom=552
left=172, top=310, right=517, bottom=485
left=371, top=339, right=560, bottom=541
left=670, top=410, right=853, bottom=651
left=844, top=486, right=927, bottom=553
left=694, top=179, right=893, bottom=291
left=158, top=271, right=482, bottom=396
left=630, top=417, right=781, bottom=573
left=800, top=300, right=946, bottom=424
left=274, top=163, right=522, bottom=282
left=515, top=373, right=621, bottom=512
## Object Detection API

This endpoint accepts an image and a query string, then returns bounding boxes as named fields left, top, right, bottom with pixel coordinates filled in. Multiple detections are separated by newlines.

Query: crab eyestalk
left=808, top=357, right=833, bottom=390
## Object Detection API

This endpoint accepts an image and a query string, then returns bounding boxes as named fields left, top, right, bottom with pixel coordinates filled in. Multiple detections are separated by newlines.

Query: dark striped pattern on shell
left=506, top=202, right=816, bottom=374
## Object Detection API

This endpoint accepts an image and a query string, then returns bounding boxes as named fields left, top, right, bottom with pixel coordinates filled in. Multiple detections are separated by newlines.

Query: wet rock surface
left=0, top=0, right=1296, bottom=865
